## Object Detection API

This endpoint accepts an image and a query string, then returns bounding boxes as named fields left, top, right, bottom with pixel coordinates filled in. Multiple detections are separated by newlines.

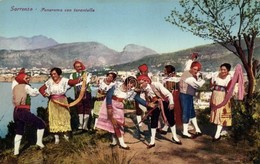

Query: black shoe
left=119, top=145, right=130, bottom=150
left=156, top=128, right=162, bottom=133
left=193, top=132, right=203, bottom=138
left=109, top=143, right=117, bottom=147
left=147, top=144, right=155, bottom=149
left=212, top=136, right=221, bottom=142
left=181, top=133, right=194, bottom=139
left=172, top=137, right=182, bottom=145
left=160, top=130, right=167, bottom=135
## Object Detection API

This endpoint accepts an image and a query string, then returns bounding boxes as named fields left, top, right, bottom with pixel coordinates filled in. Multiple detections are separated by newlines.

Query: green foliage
left=231, top=92, right=260, bottom=163
left=166, top=0, right=260, bottom=42
left=0, top=121, right=15, bottom=151
left=166, top=0, right=260, bottom=98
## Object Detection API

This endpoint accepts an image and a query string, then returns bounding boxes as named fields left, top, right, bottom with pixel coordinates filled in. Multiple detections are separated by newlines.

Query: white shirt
left=45, top=77, right=69, bottom=95
left=184, top=59, right=193, bottom=71
left=144, top=82, right=174, bottom=105
left=185, top=77, right=205, bottom=89
left=206, top=72, right=232, bottom=87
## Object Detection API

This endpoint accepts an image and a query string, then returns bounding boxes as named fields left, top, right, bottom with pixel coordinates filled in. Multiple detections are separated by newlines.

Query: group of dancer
left=11, top=52, right=244, bottom=155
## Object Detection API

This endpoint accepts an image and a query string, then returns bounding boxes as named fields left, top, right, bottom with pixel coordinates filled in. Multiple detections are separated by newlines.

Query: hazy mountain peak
left=0, top=35, right=58, bottom=50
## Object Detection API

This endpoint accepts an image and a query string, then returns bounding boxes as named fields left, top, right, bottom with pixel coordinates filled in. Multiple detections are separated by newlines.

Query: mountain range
left=0, top=35, right=158, bottom=69
left=0, top=35, right=259, bottom=72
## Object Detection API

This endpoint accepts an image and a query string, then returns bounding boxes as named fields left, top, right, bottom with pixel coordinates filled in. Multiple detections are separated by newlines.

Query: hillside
left=0, top=35, right=259, bottom=71
left=0, top=42, right=158, bottom=69
left=112, top=39, right=260, bottom=72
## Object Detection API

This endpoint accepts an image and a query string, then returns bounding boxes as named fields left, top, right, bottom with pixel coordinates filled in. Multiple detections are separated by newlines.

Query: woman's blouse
left=45, top=77, right=69, bottom=95
left=211, top=72, right=232, bottom=87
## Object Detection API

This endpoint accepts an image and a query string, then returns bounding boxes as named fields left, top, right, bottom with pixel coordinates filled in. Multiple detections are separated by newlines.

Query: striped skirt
left=210, top=90, right=232, bottom=126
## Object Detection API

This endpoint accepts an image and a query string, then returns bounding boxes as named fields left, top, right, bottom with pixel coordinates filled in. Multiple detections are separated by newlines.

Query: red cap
left=137, top=75, right=151, bottom=84
left=191, top=61, right=202, bottom=71
left=138, top=64, right=148, bottom=72
left=73, top=60, right=86, bottom=70
left=15, top=73, right=28, bottom=84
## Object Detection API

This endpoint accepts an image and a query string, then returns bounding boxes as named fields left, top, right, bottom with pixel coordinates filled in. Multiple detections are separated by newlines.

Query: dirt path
left=113, top=110, right=247, bottom=163
left=0, top=110, right=248, bottom=163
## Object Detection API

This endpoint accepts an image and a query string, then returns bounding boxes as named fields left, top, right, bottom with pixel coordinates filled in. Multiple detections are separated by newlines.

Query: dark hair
left=106, top=72, right=117, bottom=80
left=164, top=65, right=175, bottom=74
left=124, top=76, right=137, bottom=86
left=220, top=63, right=231, bottom=71
left=50, top=67, right=62, bottom=75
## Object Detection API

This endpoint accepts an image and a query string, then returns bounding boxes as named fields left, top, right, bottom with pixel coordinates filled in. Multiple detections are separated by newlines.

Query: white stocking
left=14, top=135, right=22, bottom=155
left=82, top=114, right=90, bottom=130
left=162, top=125, right=169, bottom=131
left=214, top=125, right=223, bottom=139
left=149, top=128, right=156, bottom=145
left=182, top=123, right=191, bottom=137
left=111, top=134, right=117, bottom=145
left=170, top=125, right=180, bottom=142
left=118, top=136, right=127, bottom=147
left=191, top=117, right=201, bottom=133
left=36, top=129, right=45, bottom=148
left=54, top=134, right=60, bottom=144
left=136, top=115, right=142, bottom=127
left=78, top=114, right=83, bottom=129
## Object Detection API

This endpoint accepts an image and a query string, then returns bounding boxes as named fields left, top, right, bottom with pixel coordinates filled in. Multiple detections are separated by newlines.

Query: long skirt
left=173, top=90, right=182, bottom=127
left=93, top=100, right=104, bottom=117
left=48, top=97, right=71, bottom=133
left=210, top=91, right=232, bottom=126
left=96, top=99, right=124, bottom=134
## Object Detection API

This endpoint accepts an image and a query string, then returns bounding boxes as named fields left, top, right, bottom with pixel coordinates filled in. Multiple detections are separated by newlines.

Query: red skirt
left=173, top=90, right=182, bottom=128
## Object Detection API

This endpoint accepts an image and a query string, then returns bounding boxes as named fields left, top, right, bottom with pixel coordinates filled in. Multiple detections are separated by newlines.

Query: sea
left=0, top=82, right=79, bottom=138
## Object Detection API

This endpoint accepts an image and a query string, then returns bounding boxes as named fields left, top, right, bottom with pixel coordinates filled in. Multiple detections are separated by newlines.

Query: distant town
left=0, top=66, right=248, bottom=109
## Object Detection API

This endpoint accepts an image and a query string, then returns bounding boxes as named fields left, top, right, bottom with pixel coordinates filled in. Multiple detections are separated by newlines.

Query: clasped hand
left=169, top=104, right=174, bottom=110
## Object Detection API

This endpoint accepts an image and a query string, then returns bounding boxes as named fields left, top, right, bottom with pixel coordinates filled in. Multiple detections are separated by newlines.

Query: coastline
left=0, top=75, right=49, bottom=83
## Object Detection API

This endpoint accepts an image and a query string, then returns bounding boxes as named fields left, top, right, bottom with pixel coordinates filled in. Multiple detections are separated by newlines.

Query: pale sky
left=0, top=0, right=212, bottom=53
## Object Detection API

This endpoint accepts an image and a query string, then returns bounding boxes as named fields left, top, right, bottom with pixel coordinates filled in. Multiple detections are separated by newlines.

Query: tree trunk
left=245, top=67, right=255, bottom=99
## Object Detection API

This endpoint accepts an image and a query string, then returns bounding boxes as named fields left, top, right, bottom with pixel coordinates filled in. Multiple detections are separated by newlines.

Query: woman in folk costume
left=209, top=63, right=244, bottom=141
left=92, top=71, right=117, bottom=129
left=39, top=67, right=82, bottom=144
left=12, top=69, right=46, bottom=155
left=179, top=61, right=205, bottom=138
left=137, top=75, right=182, bottom=148
left=160, top=65, right=182, bottom=134
left=69, top=61, right=92, bottom=131
left=96, top=76, right=153, bottom=150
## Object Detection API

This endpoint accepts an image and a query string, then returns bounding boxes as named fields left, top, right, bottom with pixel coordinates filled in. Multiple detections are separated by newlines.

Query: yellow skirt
left=210, top=91, right=232, bottom=126
left=48, top=97, right=71, bottom=133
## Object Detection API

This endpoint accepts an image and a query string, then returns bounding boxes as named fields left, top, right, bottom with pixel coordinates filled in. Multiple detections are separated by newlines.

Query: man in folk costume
left=137, top=75, right=182, bottom=149
left=160, top=65, right=183, bottom=134
left=183, top=52, right=199, bottom=131
left=69, top=61, right=92, bottom=131
left=12, top=69, right=46, bottom=155
left=179, top=61, right=205, bottom=138
left=135, top=64, right=149, bottom=133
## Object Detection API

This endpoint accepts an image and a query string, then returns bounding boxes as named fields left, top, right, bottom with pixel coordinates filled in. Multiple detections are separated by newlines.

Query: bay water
left=0, top=82, right=74, bottom=138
